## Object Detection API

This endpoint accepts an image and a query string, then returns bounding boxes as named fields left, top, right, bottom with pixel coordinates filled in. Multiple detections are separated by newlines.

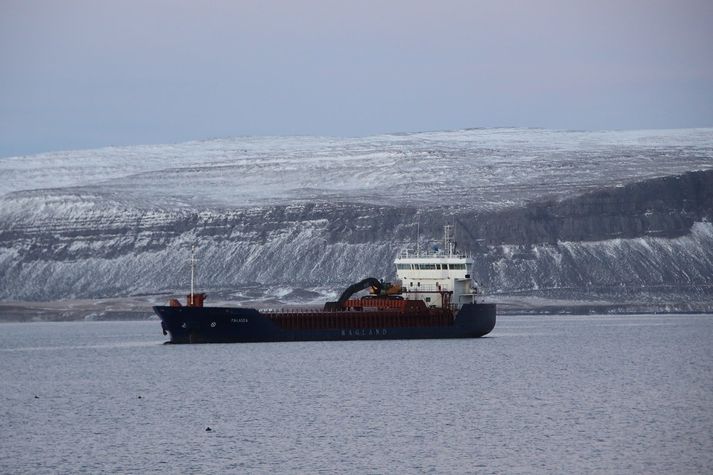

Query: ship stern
left=455, top=303, right=496, bottom=337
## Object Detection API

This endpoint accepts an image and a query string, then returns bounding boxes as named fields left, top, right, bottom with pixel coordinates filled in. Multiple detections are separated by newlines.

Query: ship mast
left=190, top=245, right=196, bottom=303
left=444, top=224, right=454, bottom=256
left=416, top=221, right=420, bottom=257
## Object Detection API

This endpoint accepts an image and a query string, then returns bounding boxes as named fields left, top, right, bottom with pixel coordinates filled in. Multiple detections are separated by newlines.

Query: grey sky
left=1, top=0, right=712, bottom=157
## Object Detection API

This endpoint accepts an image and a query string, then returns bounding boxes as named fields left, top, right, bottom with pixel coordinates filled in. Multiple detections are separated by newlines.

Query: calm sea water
left=1, top=314, right=712, bottom=474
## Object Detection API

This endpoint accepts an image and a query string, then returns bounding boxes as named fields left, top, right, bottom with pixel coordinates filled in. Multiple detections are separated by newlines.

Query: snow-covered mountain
left=1, top=128, right=712, bottom=317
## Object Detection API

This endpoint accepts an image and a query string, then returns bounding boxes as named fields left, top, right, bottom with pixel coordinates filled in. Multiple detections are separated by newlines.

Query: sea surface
left=1, top=314, right=712, bottom=474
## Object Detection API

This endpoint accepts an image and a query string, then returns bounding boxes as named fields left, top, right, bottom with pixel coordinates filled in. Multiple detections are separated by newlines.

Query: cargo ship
left=154, top=226, right=496, bottom=343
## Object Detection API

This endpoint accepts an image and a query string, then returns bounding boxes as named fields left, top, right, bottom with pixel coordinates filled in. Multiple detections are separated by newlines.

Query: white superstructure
left=394, top=225, right=480, bottom=309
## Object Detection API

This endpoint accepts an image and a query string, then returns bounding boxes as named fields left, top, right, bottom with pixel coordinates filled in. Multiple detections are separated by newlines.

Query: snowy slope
left=1, top=128, right=712, bottom=310
left=2, top=128, right=712, bottom=210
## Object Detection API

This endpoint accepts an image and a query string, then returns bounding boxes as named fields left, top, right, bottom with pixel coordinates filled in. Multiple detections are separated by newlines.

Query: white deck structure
left=394, top=226, right=480, bottom=309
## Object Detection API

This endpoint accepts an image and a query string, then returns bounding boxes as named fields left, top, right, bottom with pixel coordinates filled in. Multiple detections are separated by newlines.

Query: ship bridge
left=394, top=226, right=480, bottom=309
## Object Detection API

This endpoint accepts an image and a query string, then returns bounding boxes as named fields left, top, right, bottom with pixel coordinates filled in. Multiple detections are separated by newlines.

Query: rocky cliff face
left=1, top=128, right=712, bottom=315
left=473, top=178, right=713, bottom=313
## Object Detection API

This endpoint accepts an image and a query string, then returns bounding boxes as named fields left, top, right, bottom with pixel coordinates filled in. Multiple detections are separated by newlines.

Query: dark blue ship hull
left=153, top=303, right=496, bottom=344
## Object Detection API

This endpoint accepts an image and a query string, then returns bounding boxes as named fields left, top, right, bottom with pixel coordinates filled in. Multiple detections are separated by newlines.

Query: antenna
left=416, top=220, right=420, bottom=257
left=444, top=224, right=454, bottom=256
left=453, top=218, right=457, bottom=255
left=444, top=225, right=447, bottom=255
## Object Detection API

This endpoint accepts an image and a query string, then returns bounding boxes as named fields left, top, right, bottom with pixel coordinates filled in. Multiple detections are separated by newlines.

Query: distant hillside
left=1, top=128, right=712, bottom=317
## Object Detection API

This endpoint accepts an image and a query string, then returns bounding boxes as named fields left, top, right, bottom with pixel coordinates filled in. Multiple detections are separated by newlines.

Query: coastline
left=3, top=293, right=712, bottom=322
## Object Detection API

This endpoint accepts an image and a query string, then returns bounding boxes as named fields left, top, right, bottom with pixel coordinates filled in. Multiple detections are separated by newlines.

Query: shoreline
left=2, top=296, right=712, bottom=322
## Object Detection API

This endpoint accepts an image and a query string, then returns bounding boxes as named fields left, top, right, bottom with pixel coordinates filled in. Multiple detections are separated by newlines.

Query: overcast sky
left=1, top=0, right=712, bottom=157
